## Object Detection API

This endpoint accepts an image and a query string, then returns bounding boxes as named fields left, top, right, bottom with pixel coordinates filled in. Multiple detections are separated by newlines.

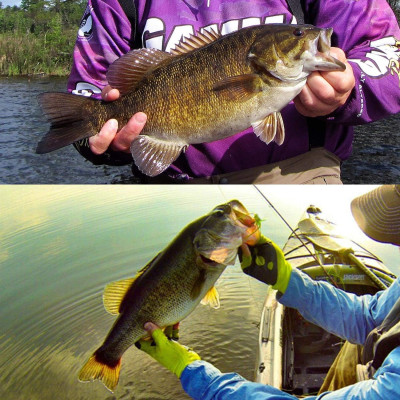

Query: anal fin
left=130, top=135, right=187, bottom=177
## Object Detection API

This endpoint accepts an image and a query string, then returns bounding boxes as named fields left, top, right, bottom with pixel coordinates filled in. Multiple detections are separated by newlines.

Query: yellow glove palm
left=136, top=323, right=200, bottom=378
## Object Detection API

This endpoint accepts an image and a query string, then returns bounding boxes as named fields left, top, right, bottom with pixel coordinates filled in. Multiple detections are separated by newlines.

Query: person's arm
left=67, top=0, right=145, bottom=165
left=143, top=325, right=400, bottom=400
left=314, top=347, right=400, bottom=400
left=181, top=360, right=300, bottom=400
left=280, top=269, right=400, bottom=344
left=138, top=323, right=299, bottom=400
left=240, top=237, right=400, bottom=344
left=182, top=347, right=400, bottom=400
left=299, top=0, right=400, bottom=124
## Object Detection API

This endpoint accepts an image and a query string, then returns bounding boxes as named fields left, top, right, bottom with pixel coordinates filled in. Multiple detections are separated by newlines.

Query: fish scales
left=37, top=24, right=345, bottom=177
left=133, top=28, right=259, bottom=140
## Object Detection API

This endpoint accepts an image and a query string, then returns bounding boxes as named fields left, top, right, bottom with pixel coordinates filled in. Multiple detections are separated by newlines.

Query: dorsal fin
left=170, top=28, right=221, bottom=56
left=200, top=286, right=220, bottom=309
left=103, top=277, right=136, bottom=315
left=106, top=48, right=174, bottom=95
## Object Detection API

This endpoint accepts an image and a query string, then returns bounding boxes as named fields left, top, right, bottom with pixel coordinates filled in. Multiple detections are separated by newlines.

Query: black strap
left=307, top=118, right=327, bottom=148
left=117, top=0, right=140, bottom=48
left=286, top=0, right=305, bottom=24
left=363, top=297, right=400, bottom=370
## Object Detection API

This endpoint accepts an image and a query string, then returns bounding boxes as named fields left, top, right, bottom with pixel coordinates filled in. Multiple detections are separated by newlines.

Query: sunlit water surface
left=1, top=185, right=398, bottom=400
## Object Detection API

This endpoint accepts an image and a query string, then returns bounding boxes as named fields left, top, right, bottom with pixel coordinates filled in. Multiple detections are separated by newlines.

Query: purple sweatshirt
left=68, top=0, right=400, bottom=179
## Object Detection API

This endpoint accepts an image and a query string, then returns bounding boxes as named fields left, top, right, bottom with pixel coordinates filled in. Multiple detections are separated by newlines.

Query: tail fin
left=36, top=92, right=99, bottom=154
left=78, top=353, right=122, bottom=392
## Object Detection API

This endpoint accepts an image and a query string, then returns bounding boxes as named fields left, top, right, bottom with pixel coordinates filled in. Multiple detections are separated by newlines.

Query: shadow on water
left=0, top=76, right=398, bottom=183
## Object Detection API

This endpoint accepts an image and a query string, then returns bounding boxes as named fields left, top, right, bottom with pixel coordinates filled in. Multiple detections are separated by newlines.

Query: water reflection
left=0, top=185, right=398, bottom=400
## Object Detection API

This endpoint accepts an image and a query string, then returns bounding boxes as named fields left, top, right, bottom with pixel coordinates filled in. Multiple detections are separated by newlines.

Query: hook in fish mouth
left=228, top=200, right=261, bottom=245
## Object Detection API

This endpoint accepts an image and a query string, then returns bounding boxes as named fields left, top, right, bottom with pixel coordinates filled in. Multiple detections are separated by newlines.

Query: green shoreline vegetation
left=1, top=0, right=399, bottom=77
left=0, top=0, right=85, bottom=76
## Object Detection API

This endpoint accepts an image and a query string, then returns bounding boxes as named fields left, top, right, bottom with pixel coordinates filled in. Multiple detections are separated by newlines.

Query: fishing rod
left=253, top=185, right=339, bottom=288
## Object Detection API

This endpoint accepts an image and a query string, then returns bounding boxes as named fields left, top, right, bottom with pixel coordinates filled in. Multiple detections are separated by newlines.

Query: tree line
left=0, top=0, right=399, bottom=76
left=0, top=0, right=86, bottom=75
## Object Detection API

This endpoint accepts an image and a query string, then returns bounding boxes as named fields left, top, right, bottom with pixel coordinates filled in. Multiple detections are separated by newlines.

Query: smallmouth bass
left=37, top=24, right=345, bottom=176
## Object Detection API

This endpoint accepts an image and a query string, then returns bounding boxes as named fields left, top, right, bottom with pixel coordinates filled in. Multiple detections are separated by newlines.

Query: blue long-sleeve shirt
left=180, top=268, right=400, bottom=399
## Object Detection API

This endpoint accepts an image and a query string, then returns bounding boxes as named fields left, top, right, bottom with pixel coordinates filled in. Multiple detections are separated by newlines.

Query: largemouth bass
left=37, top=24, right=345, bottom=177
left=78, top=200, right=260, bottom=391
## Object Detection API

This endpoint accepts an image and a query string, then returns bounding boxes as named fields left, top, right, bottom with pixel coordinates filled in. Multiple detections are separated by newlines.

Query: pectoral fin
left=252, top=112, right=285, bottom=145
left=212, top=74, right=263, bottom=102
left=130, top=135, right=187, bottom=177
left=201, top=286, right=220, bottom=309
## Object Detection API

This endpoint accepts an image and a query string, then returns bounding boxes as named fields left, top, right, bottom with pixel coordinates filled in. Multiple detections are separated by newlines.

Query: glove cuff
left=270, top=242, right=292, bottom=294
left=175, top=349, right=201, bottom=378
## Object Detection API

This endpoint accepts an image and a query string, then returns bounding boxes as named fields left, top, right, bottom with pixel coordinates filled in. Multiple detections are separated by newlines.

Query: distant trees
left=0, top=0, right=399, bottom=75
left=0, top=0, right=85, bottom=75
left=0, top=0, right=85, bottom=35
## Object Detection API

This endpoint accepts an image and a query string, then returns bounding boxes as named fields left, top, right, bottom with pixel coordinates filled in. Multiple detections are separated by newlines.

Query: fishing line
left=253, top=185, right=339, bottom=287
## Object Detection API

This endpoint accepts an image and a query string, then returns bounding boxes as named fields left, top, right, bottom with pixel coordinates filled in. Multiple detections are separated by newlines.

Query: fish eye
left=214, top=210, right=225, bottom=218
left=293, top=28, right=304, bottom=37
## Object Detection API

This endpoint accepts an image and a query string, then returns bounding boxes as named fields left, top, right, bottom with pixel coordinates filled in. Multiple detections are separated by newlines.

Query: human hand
left=294, top=47, right=355, bottom=117
left=89, top=85, right=147, bottom=155
left=135, top=322, right=200, bottom=378
left=239, top=235, right=292, bottom=294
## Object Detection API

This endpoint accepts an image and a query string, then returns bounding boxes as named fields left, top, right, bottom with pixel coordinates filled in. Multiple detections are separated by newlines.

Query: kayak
left=255, top=205, right=396, bottom=395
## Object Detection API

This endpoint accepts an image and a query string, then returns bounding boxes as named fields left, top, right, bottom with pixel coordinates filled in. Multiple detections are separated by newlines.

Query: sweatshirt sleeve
left=304, top=0, right=400, bottom=125
left=67, top=0, right=133, bottom=98
left=180, top=360, right=302, bottom=400
left=66, top=0, right=134, bottom=165
left=180, top=351, right=400, bottom=400
left=279, top=269, right=400, bottom=344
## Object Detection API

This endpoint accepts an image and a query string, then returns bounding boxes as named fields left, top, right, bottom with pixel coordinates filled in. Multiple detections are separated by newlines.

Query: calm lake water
left=0, top=76, right=398, bottom=184
left=0, top=185, right=398, bottom=400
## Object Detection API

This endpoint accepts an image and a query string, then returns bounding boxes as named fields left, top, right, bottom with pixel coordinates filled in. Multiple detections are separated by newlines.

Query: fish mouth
left=194, top=200, right=260, bottom=266
left=228, top=200, right=261, bottom=246
left=199, top=254, right=220, bottom=267
left=303, top=28, right=346, bottom=72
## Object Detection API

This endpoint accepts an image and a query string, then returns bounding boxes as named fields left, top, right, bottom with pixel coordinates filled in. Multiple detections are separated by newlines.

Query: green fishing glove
left=136, top=323, right=200, bottom=378
left=239, top=235, right=292, bottom=294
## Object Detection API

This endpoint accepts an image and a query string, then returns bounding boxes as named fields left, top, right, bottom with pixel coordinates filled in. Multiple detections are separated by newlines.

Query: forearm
left=279, top=269, right=400, bottom=344
left=181, top=360, right=299, bottom=400
left=67, top=0, right=134, bottom=165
